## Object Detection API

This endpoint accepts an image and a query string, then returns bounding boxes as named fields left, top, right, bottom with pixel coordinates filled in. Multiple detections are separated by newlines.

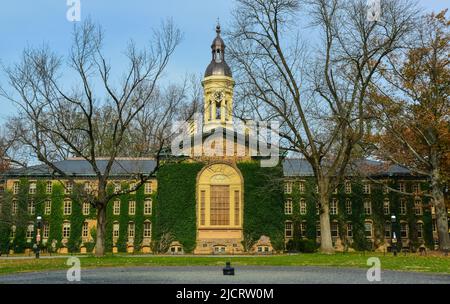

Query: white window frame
left=285, top=199, right=293, bottom=215
left=63, top=199, right=72, bottom=215
left=129, top=201, right=136, bottom=215
left=83, top=202, right=90, bottom=216
left=143, top=221, right=152, bottom=238
left=144, top=199, right=152, bottom=215
left=299, top=199, right=307, bottom=215
left=330, top=199, right=338, bottom=215
left=345, top=199, right=352, bottom=215
left=45, top=200, right=51, bottom=215
left=113, top=200, right=121, bottom=215
left=63, top=222, right=71, bottom=239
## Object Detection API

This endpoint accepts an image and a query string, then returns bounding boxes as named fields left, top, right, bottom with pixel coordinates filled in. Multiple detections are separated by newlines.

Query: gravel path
left=1, top=266, right=449, bottom=284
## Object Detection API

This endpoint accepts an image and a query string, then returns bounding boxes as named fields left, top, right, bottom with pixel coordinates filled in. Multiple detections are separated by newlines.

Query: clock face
left=214, top=91, right=224, bottom=102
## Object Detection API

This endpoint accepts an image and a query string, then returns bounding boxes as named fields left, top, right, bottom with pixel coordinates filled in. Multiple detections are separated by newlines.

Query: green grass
left=0, top=253, right=449, bottom=275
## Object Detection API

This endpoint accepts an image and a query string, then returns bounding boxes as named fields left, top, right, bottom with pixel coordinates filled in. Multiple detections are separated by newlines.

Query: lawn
left=0, top=253, right=449, bottom=276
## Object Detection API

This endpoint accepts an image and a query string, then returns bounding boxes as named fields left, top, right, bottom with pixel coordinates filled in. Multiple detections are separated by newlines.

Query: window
left=129, top=182, right=136, bottom=194
left=13, top=181, right=19, bottom=195
left=299, top=199, right=307, bottom=215
left=113, top=200, right=120, bottom=215
left=210, top=185, right=230, bottom=226
left=383, top=199, right=390, bottom=215
left=284, top=182, right=292, bottom=194
left=363, top=183, right=371, bottom=194
left=144, top=221, right=151, bottom=238
left=128, top=222, right=135, bottom=238
left=346, top=199, right=352, bottom=215
left=144, top=200, right=152, bottom=215
left=285, top=221, right=293, bottom=238
left=316, top=222, right=321, bottom=237
left=331, top=222, right=339, bottom=237
left=432, top=219, right=437, bottom=232
left=315, top=185, right=319, bottom=194
left=299, top=182, right=305, bottom=193
left=383, top=185, right=389, bottom=194
left=10, top=225, right=16, bottom=238
left=129, top=201, right=136, bottom=215
left=43, top=224, right=49, bottom=238
left=416, top=222, right=423, bottom=238
left=345, top=181, right=352, bottom=194
left=400, top=222, right=408, bottom=238
left=234, top=190, right=240, bottom=226
left=113, top=223, right=119, bottom=238
left=364, top=222, right=373, bottom=238
left=84, top=182, right=91, bottom=194
left=412, top=183, right=420, bottom=194
left=399, top=182, right=405, bottom=192
left=144, top=182, right=153, bottom=194
left=63, top=199, right=72, bottom=215
left=364, top=200, right=372, bottom=215
left=300, top=222, right=307, bottom=238
left=316, top=202, right=320, bottom=215
left=12, top=200, right=18, bottom=215
left=65, top=181, right=73, bottom=194
left=46, top=181, right=53, bottom=194
left=82, top=202, right=90, bottom=216
left=44, top=200, right=51, bottom=215
left=200, top=191, right=206, bottom=226
left=114, top=182, right=121, bottom=194
left=28, top=200, right=35, bottom=215
left=347, top=223, right=353, bottom=237
left=82, top=222, right=89, bottom=238
left=29, top=182, right=36, bottom=195
left=63, top=222, right=71, bottom=239
left=414, top=199, right=422, bottom=215
left=285, top=199, right=293, bottom=215
left=26, top=224, right=34, bottom=239
left=400, top=199, right=407, bottom=215
left=384, top=222, right=391, bottom=238
left=330, top=199, right=338, bottom=215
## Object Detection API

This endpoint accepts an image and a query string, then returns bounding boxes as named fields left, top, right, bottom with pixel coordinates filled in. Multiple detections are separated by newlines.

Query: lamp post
left=391, top=214, right=397, bottom=256
left=35, top=216, right=42, bottom=259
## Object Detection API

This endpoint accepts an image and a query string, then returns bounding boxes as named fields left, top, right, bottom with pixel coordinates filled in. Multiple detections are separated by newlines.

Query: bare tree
left=227, top=0, right=417, bottom=252
left=0, top=19, right=182, bottom=256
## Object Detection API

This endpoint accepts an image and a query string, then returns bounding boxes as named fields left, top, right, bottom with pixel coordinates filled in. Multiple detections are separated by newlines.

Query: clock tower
left=202, top=23, right=235, bottom=132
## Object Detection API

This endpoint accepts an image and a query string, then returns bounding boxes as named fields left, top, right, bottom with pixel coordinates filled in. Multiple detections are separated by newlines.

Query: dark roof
left=283, top=158, right=413, bottom=178
left=4, top=159, right=157, bottom=178
left=204, top=61, right=232, bottom=77
left=3, top=158, right=413, bottom=178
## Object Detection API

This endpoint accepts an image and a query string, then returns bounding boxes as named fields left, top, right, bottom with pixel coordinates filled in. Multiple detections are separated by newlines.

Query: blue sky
left=0, top=0, right=448, bottom=123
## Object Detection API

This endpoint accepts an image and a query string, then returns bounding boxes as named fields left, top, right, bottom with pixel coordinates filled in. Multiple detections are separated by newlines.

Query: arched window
left=113, top=222, right=119, bottom=239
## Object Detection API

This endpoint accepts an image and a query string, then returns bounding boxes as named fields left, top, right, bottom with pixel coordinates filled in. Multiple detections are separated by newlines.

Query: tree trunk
left=95, top=204, right=107, bottom=257
left=431, top=171, right=450, bottom=251
left=318, top=179, right=334, bottom=253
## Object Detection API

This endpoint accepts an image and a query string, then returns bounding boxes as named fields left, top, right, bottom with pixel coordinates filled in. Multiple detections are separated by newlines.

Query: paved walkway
left=1, top=266, right=449, bottom=284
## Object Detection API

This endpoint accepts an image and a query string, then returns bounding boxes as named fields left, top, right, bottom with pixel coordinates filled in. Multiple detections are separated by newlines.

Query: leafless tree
left=0, top=19, right=182, bottom=256
left=227, top=0, right=417, bottom=252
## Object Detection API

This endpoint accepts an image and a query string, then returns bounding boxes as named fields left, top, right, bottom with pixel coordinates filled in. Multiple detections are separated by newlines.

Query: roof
left=3, top=159, right=157, bottom=178
left=3, top=158, right=413, bottom=179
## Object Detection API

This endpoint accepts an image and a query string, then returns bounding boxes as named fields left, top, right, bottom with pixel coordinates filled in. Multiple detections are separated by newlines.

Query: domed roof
left=204, top=24, right=232, bottom=77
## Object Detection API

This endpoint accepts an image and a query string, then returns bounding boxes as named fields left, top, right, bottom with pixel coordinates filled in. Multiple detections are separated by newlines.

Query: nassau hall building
left=0, top=25, right=448, bottom=255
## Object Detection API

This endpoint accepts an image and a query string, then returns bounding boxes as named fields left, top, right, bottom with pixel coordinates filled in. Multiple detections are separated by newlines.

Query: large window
left=345, top=199, right=352, bottom=215
left=364, top=221, right=373, bottom=238
left=63, top=222, right=71, bottom=239
left=29, top=182, right=36, bottom=195
left=129, top=201, right=136, bottom=215
left=400, top=199, right=407, bottom=215
left=331, top=222, right=339, bottom=237
left=363, top=183, right=371, bottom=194
left=300, top=222, right=307, bottom=238
left=383, top=199, right=390, bottom=215
left=82, top=222, right=89, bottom=238
left=45, top=200, right=51, bottom=215
left=284, top=182, right=292, bottom=194
left=330, top=199, right=338, bottom=215
left=285, top=199, right=293, bottom=215
left=46, top=181, right=53, bottom=194
left=210, top=185, right=230, bottom=226
left=400, top=222, right=409, bottom=238
left=299, top=182, right=305, bottom=193
left=200, top=191, right=206, bottom=226
left=128, top=222, right=135, bottom=238
left=414, top=199, right=422, bottom=215
left=347, top=223, right=353, bottom=237
left=144, top=182, right=153, bottom=194
left=83, top=203, right=90, bottom=216
left=113, top=222, right=119, bottom=238
left=144, top=221, right=152, bottom=238
left=299, top=199, right=307, bottom=215
left=28, top=200, right=35, bottom=215
left=285, top=221, right=293, bottom=238
left=63, top=199, right=72, bottom=215
left=416, top=222, right=423, bottom=238
left=113, top=200, right=120, bottom=215
left=144, top=200, right=152, bottom=215
left=43, top=224, right=49, bottom=238
left=65, top=181, right=73, bottom=194
left=13, top=181, right=19, bottom=194
left=345, top=181, right=352, bottom=194
left=234, top=191, right=240, bottom=226
left=364, top=200, right=372, bottom=215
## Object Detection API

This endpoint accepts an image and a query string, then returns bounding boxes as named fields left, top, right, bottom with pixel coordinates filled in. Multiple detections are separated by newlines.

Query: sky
left=0, top=0, right=448, bottom=124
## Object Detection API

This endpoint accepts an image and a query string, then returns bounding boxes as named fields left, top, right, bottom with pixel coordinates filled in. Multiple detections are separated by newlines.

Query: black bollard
left=223, top=261, right=235, bottom=276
